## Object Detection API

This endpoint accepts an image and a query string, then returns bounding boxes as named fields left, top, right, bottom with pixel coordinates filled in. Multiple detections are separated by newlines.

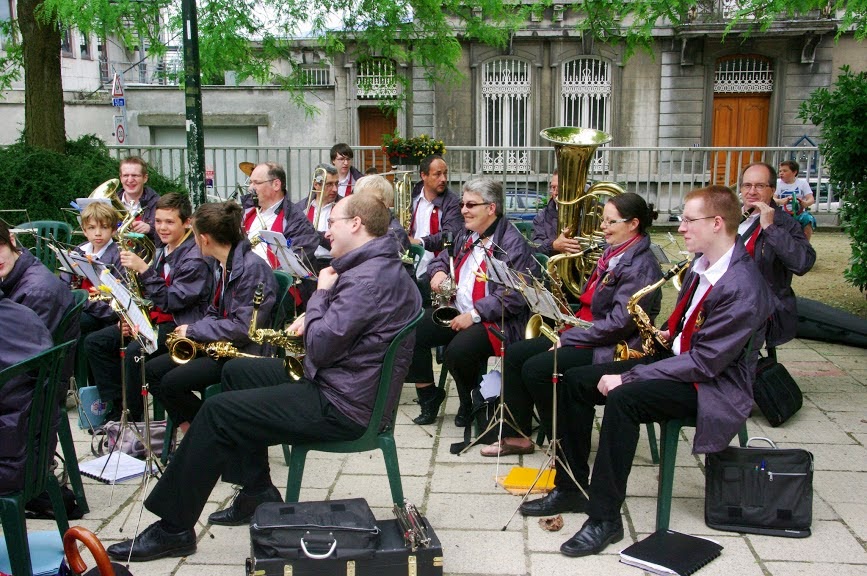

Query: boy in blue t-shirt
left=775, top=160, right=816, bottom=241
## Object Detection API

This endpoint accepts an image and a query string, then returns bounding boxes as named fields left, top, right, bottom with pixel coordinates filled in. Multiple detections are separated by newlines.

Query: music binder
left=78, top=452, right=151, bottom=484
left=619, top=529, right=723, bottom=576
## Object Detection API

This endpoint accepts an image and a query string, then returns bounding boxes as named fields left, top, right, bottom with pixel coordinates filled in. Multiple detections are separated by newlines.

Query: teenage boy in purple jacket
left=107, top=193, right=422, bottom=562
left=524, top=186, right=773, bottom=558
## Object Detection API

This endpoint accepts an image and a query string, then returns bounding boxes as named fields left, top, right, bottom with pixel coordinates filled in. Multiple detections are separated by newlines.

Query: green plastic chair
left=16, top=220, right=72, bottom=273
left=51, top=289, right=90, bottom=514
left=285, top=309, right=424, bottom=505
left=655, top=418, right=749, bottom=531
left=0, top=340, right=76, bottom=576
left=408, top=243, right=426, bottom=277
left=161, top=270, right=296, bottom=464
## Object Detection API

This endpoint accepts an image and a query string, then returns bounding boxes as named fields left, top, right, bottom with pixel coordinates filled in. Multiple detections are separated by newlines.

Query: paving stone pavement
left=15, top=338, right=867, bottom=575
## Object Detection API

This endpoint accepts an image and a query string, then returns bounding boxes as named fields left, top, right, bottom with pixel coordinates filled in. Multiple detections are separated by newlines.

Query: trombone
left=304, top=166, right=329, bottom=231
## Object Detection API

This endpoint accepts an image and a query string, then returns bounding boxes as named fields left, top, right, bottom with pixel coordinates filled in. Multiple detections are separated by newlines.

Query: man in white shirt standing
left=330, top=143, right=364, bottom=197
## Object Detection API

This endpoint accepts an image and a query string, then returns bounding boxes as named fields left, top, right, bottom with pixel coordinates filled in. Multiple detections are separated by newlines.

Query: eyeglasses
left=121, top=174, right=144, bottom=179
left=333, top=156, right=352, bottom=163
left=250, top=179, right=276, bottom=186
left=459, top=201, right=490, bottom=210
left=601, top=218, right=629, bottom=226
left=326, top=216, right=355, bottom=228
left=678, top=215, right=719, bottom=226
left=740, top=183, right=771, bottom=192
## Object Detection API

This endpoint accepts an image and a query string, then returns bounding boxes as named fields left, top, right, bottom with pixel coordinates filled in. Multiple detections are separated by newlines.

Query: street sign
left=114, top=115, right=127, bottom=145
left=111, top=73, right=124, bottom=98
left=112, top=97, right=125, bottom=108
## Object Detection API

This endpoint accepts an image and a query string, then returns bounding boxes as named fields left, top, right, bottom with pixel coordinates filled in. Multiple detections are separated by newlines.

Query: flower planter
left=388, top=155, right=420, bottom=166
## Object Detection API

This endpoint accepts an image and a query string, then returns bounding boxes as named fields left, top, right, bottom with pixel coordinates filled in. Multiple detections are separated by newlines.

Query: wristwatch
left=470, top=309, right=482, bottom=324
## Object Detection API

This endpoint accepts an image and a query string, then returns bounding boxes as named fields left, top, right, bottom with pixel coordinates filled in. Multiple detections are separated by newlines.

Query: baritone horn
left=246, top=283, right=306, bottom=381
left=540, top=127, right=625, bottom=297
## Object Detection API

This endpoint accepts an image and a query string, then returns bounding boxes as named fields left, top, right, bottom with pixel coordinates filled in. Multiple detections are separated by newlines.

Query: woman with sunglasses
left=405, top=178, right=540, bottom=428
left=480, top=194, right=663, bottom=475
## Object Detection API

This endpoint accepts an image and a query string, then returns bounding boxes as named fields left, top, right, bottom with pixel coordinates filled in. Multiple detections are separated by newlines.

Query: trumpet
left=431, top=232, right=459, bottom=327
left=246, top=283, right=306, bottom=380
left=165, top=333, right=264, bottom=364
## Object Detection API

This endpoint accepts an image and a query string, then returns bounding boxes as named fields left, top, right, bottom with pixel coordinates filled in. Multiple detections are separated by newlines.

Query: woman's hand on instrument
left=430, top=271, right=448, bottom=293
left=317, top=266, right=338, bottom=291
left=597, top=374, right=623, bottom=397
left=658, top=329, right=671, bottom=342
left=409, top=236, right=423, bottom=246
left=130, top=220, right=151, bottom=235
left=119, top=319, right=132, bottom=338
left=119, top=249, right=148, bottom=274
left=287, top=315, right=305, bottom=337
left=449, top=312, right=474, bottom=331
left=175, top=325, right=188, bottom=338
left=552, top=233, right=584, bottom=254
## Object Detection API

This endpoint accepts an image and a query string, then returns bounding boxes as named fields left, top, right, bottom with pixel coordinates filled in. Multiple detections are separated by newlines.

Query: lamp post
left=181, top=0, right=206, bottom=206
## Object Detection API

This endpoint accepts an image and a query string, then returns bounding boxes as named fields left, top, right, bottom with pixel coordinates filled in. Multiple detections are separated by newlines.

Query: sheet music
left=97, top=268, right=158, bottom=353
left=49, top=245, right=84, bottom=277
left=66, top=251, right=108, bottom=286
left=485, top=256, right=524, bottom=291
left=256, top=230, right=315, bottom=278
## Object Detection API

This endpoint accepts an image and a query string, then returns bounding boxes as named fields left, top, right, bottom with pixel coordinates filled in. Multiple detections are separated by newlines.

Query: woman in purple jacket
left=481, top=193, right=663, bottom=458
left=146, top=201, right=276, bottom=433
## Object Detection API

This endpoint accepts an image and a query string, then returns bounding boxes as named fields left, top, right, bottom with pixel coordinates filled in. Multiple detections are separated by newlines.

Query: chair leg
left=646, top=423, right=660, bottom=465
left=46, top=475, right=70, bottom=535
left=655, top=420, right=682, bottom=531
left=161, top=416, right=176, bottom=465
left=1, top=499, right=35, bottom=576
left=281, top=444, right=291, bottom=466
left=56, top=415, right=89, bottom=514
left=285, top=448, right=309, bottom=503
left=152, top=398, right=165, bottom=421
left=738, top=422, right=749, bottom=447
left=378, top=436, right=405, bottom=507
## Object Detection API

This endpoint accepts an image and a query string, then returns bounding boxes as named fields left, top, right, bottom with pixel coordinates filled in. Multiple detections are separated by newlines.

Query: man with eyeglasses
left=532, top=170, right=587, bottom=257
left=107, top=194, right=422, bottom=562
left=545, top=185, right=772, bottom=558
left=738, top=162, right=815, bottom=350
left=330, top=143, right=364, bottom=196
left=406, top=178, right=538, bottom=428
left=241, top=162, right=321, bottom=305
left=294, top=163, right=341, bottom=266
left=119, top=156, right=160, bottom=245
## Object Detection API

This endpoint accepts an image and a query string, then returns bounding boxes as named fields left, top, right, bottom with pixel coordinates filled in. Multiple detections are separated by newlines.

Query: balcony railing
left=104, top=144, right=839, bottom=221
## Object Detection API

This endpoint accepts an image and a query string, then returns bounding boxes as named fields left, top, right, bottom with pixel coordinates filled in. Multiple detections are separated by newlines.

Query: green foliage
left=799, top=66, right=867, bottom=292
left=381, top=132, right=446, bottom=160
left=0, top=135, right=185, bottom=226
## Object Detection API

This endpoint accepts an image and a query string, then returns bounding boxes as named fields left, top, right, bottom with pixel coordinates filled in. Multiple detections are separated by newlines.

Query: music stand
left=256, top=230, right=317, bottom=279
left=500, top=273, right=593, bottom=530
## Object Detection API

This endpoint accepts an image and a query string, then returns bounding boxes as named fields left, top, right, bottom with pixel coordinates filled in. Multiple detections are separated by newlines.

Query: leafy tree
left=800, top=67, right=867, bottom=293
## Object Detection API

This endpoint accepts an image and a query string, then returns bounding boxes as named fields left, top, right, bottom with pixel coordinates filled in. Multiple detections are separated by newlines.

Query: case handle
left=746, top=436, right=778, bottom=449
left=300, top=535, right=338, bottom=559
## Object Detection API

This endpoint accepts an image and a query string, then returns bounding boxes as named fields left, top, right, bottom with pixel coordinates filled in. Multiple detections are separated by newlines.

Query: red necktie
left=306, top=204, right=315, bottom=223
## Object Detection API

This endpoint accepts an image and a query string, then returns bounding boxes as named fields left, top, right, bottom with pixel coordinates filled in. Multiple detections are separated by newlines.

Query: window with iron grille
left=482, top=58, right=531, bottom=173
left=293, top=66, right=332, bottom=87
left=356, top=58, right=397, bottom=99
left=79, top=32, right=91, bottom=60
left=561, top=57, right=611, bottom=172
left=714, top=55, right=774, bottom=94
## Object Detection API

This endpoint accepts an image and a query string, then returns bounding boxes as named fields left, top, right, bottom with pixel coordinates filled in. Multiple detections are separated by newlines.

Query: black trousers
left=404, top=308, right=494, bottom=405
left=502, top=336, right=594, bottom=438
left=84, top=322, right=175, bottom=419
left=144, top=370, right=365, bottom=529
left=559, top=357, right=697, bottom=520
left=145, top=353, right=225, bottom=424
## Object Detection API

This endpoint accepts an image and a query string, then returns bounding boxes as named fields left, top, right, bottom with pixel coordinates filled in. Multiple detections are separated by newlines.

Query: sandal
left=480, top=439, right=535, bottom=457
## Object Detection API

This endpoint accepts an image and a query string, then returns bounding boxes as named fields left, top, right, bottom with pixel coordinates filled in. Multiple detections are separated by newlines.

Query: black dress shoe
left=106, top=521, right=196, bottom=562
left=560, top=517, right=624, bottom=557
left=412, top=387, right=446, bottom=425
left=208, top=484, right=282, bottom=526
left=519, top=486, right=588, bottom=517
left=453, top=403, right=472, bottom=428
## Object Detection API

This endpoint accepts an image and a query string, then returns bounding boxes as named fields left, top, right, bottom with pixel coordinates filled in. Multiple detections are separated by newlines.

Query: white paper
left=256, top=230, right=315, bottom=278
left=66, top=251, right=108, bottom=286
left=97, top=268, right=158, bottom=353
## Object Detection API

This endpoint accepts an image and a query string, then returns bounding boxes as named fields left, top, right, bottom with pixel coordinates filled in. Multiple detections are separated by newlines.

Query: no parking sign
left=113, top=115, right=127, bottom=144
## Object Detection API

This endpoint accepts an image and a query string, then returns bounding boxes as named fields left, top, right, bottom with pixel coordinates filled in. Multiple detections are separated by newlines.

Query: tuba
left=540, top=127, right=625, bottom=297
left=614, top=259, right=690, bottom=360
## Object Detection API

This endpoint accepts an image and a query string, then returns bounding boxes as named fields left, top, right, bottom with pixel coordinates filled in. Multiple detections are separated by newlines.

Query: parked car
left=505, top=189, right=546, bottom=221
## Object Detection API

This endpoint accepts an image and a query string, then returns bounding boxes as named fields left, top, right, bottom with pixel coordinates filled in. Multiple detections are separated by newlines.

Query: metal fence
left=105, top=144, right=836, bottom=220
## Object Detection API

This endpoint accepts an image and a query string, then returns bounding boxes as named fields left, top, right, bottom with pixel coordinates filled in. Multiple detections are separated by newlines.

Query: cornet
left=431, top=232, right=459, bottom=327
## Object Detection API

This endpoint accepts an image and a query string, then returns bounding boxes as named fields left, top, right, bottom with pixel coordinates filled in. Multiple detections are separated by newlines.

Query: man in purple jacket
left=532, top=185, right=773, bottom=557
left=531, top=171, right=589, bottom=257
left=0, top=297, right=53, bottom=494
left=107, top=194, right=422, bottom=562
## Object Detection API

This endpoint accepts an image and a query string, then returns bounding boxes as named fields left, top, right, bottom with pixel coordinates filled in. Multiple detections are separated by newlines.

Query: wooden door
left=358, top=107, right=396, bottom=174
left=711, top=94, right=770, bottom=186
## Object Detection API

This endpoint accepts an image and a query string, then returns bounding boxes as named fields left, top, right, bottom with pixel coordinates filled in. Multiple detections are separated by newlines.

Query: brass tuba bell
left=88, top=178, right=126, bottom=215
left=540, top=127, right=625, bottom=297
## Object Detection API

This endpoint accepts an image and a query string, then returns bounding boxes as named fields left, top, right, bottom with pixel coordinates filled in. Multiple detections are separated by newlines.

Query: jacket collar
left=332, top=235, right=398, bottom=274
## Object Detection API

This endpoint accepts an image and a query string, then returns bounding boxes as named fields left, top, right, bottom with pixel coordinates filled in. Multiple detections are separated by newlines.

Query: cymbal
left=239, top=162, right=256, bottom=176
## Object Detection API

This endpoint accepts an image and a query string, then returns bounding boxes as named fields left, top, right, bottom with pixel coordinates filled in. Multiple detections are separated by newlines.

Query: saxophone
left=165, top=333, right=263, bottom=364
left=247, top=283, right=306, bottom=380
left=615, top=259, right=690, bottom=360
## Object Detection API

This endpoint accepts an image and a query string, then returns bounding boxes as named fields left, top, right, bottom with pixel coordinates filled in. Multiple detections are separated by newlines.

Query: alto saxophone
left=165, top=332, right=263, bottom=364
left=615, top=259, right=690, bottom=360
left=246, top=283, right=306, bottom=380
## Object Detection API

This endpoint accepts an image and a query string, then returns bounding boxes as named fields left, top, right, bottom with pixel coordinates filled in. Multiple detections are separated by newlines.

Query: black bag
left=248, top=517, right=443, bottom=576
left=250, top=498, right=381, bottom=562
left=754, top=356, right=802, bottom=427
left=470, top=387, right=499, bottom=444
left=705, top=437, right=813, bottom=538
